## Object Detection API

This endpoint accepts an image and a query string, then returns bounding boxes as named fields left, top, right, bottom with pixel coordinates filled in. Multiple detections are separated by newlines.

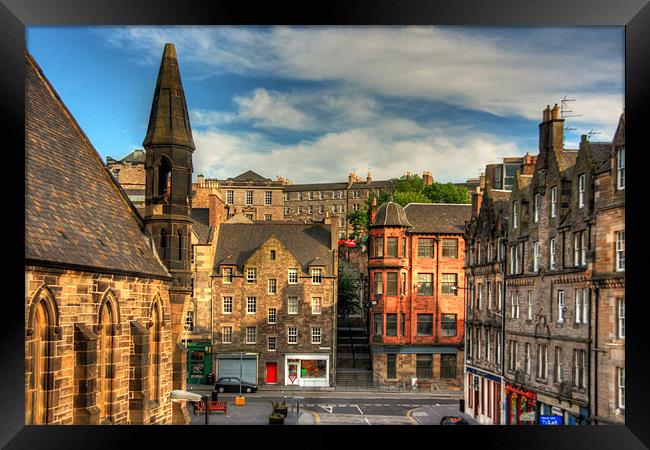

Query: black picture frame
left=2, top=0, right=647, bottom=448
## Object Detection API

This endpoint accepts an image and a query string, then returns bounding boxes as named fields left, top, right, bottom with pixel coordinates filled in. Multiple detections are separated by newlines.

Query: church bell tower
left=143, top=43, right=194, bottom=423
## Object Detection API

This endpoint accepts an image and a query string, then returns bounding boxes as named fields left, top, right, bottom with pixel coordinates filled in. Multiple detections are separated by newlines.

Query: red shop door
left=266, top=362, right=278, bottom=383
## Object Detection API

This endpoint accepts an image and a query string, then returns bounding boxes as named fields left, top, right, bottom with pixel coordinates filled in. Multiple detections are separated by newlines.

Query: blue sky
left=27, top=26, right=624, bottom=183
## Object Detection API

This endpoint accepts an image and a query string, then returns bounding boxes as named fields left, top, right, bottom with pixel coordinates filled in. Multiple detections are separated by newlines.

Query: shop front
left=537, top=393, right=589, bottom=425
left=284, top=353, right=330, bottom=387
left=466, top=367, right=503, bottom=425
left=216, top=353, right=259, bottom=384
left=186, top=341, right=212, bottom=385
left=505, top=384, right=537, bottom=425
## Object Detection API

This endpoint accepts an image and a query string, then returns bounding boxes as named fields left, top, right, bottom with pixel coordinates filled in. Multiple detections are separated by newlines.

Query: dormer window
left=311, top=268, right=323, bottom=284
left=222, top=267, right=233, bottom=284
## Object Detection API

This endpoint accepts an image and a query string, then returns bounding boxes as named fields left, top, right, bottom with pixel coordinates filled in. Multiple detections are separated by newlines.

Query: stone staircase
left=336, top=316, right=373, bottom=387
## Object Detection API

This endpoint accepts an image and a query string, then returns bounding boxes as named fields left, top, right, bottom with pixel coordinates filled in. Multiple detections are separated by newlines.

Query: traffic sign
left=288, top=374, right=297, bottom=384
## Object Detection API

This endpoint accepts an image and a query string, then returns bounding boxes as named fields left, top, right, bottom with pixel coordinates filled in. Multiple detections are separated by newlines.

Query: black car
left=214, top=377, right=258, bottom=393
left=440, top=416, right=469, bottom=425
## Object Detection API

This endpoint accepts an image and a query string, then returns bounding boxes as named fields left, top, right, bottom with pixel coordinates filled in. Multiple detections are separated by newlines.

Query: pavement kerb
left=406, top=407, right=421, bottom=425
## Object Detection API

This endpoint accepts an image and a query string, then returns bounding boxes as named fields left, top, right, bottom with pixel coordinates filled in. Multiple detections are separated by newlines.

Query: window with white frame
left=298, top=206, right=303, bottom=214
left=267, top=279, right=277, bottom=295
left=510, top=246, right=515, bottom=274
left=308, top=205, right=313, bottom=214
left=582, top=288, right=589, bottom=324
left=534, top=193, right=540, bottom=222
left=311, top=327, right=322, bottom=344
left=477, top=328, right=482, bottom=359
left=184, top=310, right=194, bottom=332
left=339, top=204, right=344, bottom=214
left=617, top=147, right=625, bottom=189
left=319, top=191, right=324, bottom=200
left=222, top=296, right=233, bottom=314
left=527, top=291, right=533, bottom=320
left=264, top=214, right=272, bottom=221
left=331, top=205, right=336, bottom=214
left=478, top=283, right=483, bottom=309
left=247, top=267, right=257, bottom=283
left=575, top=289, right=583, bottom=324
left=533, top=241, right=540, bottom=272
left=226, top=190, right=234, bottom=204
left=265, top=191, right=272, bottom=205
left=222, top=267, right=233, bottom=284
left=616, top=231, right=625, bottom=271
left=513, top=201, right=519, bottom=229
left=524, top=343, right=531, bottom=375
left=572, top=349, right=586, bottom=388
left=288, top=327, right=298, bottom=344
left=618, top=367, right=625, bottom=408
left=268, top=336, right=276, bottom=351
left=537, top=344, right=547, bottom=379
left=268, top=308, right=277, bottom=324
left=288, top=296, right=298, bottom=315
left=550, top=238, right=557, bottom=270
left=308, top=191, right=313, bottom=200
left=578, top=174, right=586, bottom=208
left=284, top=192, right=290, bottom=202
left=551, top=186, right=557, bottom=217
left=496, top=336, right=502, bottom=368
left=246, top=296, right=257, bottom=314
left=311, top=297, right=322, bottom=315
left=245, top=326, right=256, bottom=344
left=311, top=268, right=323, bottom=284
left=288, top=268, right=298, bottom=284
left=557, top=290, right=565, bottom=323
left=618, top=298, right=625, bottom=339
left=497, top=282, right=502, bottom=310
left=246, top=190, right=253, bottom=205
left=222, top=326, right=232, bottom=344
left=487, top=330, right=492, bottom=362
left=353, top=203, right=359, bottom=211
left=487, top=282, right=493, bottom=310
left=555, top=347, right=562, bottom=382
left=510, top=291, right=517, bottom=319
left=332, top=191, right=338, bottom=199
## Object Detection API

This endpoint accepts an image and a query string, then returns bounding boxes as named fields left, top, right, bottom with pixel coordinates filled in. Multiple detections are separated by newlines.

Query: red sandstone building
left=368, top=201, right=471, bottom=388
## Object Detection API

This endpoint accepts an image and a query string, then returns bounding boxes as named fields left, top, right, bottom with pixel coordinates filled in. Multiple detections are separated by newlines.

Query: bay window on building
left=417, top=273, right=433, bottom=296
left=374, top=273, right=384, bottom=295
left=374, top=237, right=384, bottom=257
left=441, top=314, right=457, bottom=336
left=386, top=237, right=398, bottom=257
left=386, top=314, right=397, bottom=336
left=418, top=238, right=434, bottom=258
left=374, top=313, right=383, bottom=336
left=386, top=272, right=398, bottom=295
left=416, top=354, right=433, bottom=378
left=441, top=273, right=458, bottom=295
left=616, top=231, right=625, bottom=271
left=416, top=314, right=433, bottom=336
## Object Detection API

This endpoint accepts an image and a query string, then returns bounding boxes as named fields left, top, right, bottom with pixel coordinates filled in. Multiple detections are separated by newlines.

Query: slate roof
left=403, top=203, right=472, bottom=234
left=214, top=223, right=334, bottom=274
left=191, top=208, right=211, bottom=244
left=557, top=150, right=579, bottom=172
left=25, top=52, right=170, bottom=279
left=228, top=170, right=271, bottom=183
left=369, top=201, right=412, bottom=228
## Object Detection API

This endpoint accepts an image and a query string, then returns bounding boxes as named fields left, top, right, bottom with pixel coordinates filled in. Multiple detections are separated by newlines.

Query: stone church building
left=25, top=43, right=196, bottom=425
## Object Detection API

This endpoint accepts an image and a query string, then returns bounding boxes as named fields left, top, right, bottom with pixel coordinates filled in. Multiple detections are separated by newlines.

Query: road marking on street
left=413, top=411, right=428, bottom=417
left=364, top=417, right=371, bottom=425
left=435, top=403, right=440, bottom=406
left=406, top=408, right=420, bottom=425
left=319, top=405, right=334, bottom=414
left=354, top=405, right=364, bottom=415
left=338, top=404, right=347, bottom=407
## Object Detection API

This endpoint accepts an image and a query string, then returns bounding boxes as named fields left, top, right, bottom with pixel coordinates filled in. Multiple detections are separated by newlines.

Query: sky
left=27, top=26, right=624, bottom=184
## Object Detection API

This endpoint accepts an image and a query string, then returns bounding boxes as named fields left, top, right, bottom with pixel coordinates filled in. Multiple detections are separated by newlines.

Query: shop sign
left=540, top=415, right=563, bottom=426
left=474, top=377, right=479, bottom=389
left=551, top=406, right=563, bottom=416
left=520, top=411, right=536, bottom=422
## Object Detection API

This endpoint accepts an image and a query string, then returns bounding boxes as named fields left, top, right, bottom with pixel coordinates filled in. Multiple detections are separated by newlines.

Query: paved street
left=186, top=391, right=464, bottom=425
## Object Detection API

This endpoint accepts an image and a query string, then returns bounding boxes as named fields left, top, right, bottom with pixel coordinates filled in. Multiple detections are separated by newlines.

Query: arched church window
left=98, top=301, right=115, bottom=423
left=149, top=301, right=161, bottom=403
left=29, top=301, right=50, bottom=424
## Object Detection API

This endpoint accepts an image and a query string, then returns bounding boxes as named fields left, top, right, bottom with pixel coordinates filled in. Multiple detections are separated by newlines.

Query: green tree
left=423, top=182, right=471, bottom=204
left=347, top=206, right=370, bottom=245
left=337, top=263, right=360, bottom=319
left=393, top=190, right=430, bottom=206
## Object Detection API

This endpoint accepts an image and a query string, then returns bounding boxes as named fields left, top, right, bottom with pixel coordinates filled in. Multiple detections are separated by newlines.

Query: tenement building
left=590, top=112, right=625, bottom=424
left=503, top=104, right=617, bottom=425
left=25, top=52, right=176, bottom=424
left=368, top=201, right=471, bottom=389
left=106, top=149, right=147, bottom=210
left=193, top=170, right=287, bottom=221
left=284, top=172, right=393, bottom=238
left=211, top=217, right=339, bottom=387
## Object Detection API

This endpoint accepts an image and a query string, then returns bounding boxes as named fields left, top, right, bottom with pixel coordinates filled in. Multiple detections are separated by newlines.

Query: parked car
left=214, top=377, right=258, bottom=393
left=440, top=416, right=469, bottom=425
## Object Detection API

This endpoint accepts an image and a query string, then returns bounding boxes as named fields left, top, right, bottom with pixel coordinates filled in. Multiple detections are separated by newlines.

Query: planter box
left=274, top=407, right=288, bottom=418
left=269, top=416, right=284, bottom=425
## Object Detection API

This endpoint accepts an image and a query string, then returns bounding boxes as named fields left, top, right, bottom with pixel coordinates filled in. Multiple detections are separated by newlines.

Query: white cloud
left=102, top=26, right=623, bottom=134
left=192, top=118, right=520, bottom=184
left=233, top=88, right=313, bottom=130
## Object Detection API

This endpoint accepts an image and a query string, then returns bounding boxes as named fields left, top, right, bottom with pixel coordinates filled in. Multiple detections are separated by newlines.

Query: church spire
left=143, top=43, right=195, bottom=150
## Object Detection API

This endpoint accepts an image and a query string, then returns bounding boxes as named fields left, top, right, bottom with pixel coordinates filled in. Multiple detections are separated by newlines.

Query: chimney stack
left=471, top=186, right=483, bottom=219
left=323, top=211, right=339, bottom=251
left=367, top=171, right=372, bottom=184
left=370, top=196, right=378, bottom=224
left=197, top=174, right=205, bottom=186
left=422, top=171, right=433, bottom=186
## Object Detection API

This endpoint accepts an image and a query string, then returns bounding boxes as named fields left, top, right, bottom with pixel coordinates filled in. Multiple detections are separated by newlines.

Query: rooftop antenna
left=587, top=129, right=602, bottom=139
left=560, top=95, right=581, bottom=139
